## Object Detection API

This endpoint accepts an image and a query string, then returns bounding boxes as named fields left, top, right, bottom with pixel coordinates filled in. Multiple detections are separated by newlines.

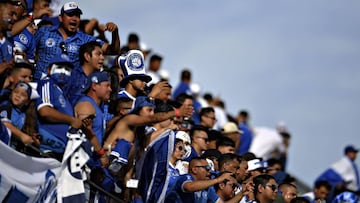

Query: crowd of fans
left=0, top=0, right=359, bottom=203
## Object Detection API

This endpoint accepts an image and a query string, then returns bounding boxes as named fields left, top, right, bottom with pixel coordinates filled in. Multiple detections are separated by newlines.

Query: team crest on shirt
left=68, top=44, right=77, bottom=52
left=7, top=45, right=12, bottom=55
left=46, top=38, right=55, bottom=47
left=0, top=110, right=7, bottom=119
left=126, top=52, right=144, bottom=71
left=19, top=34, right=28, bottom=44
left=58, top=95, right=66, bottom=108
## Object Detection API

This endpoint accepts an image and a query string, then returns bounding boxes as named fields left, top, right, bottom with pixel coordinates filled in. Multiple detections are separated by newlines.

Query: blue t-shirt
left=36, top=77, right=74, bottom=152
left=0, top=37, right=13, bottom=62
left=64, top=66, right=89, bottom=106
left=76, top=96, right=105, bottom=145
left=34, top=25, right=103, bottom=79
left=168, top=163, right=181, bottom=190
left=237, top=122, right=253, bottom=155
left=166, top=174, right=210, bottom=203
left=13, top=28, right=35, bottom=63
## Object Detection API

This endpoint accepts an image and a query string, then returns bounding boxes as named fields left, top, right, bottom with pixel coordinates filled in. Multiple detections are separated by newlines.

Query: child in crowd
left=0, top=81, right=40, bottom=150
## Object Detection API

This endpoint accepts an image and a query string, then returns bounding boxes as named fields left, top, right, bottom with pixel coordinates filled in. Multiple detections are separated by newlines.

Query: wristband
left=175, top=109, right=180, bottom=117
left=28, top=13, right=33, bottom=22
left=97, top=148, right=105, bottom=156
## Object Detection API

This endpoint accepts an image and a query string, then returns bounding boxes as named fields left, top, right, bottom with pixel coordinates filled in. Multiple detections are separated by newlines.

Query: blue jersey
left=237, top=122, right=253, bottom=155
left=165, top=174, right=210, bottom=203
left=0, top=37, right=13, bottom=62
left=76, top=96, right=105, bottom=145
left=64, top=66, right=88, bottom=106
left=172, top=82, right=190, bottom=100
left=0, top=101, right=26, bottom=130
left=168, top=163, right=181, bottom=190
left=13, top=28, right=35, bottom=63
left=36, top=77, right=74, bottom=152
left=34, top=25, right=103, bottom=79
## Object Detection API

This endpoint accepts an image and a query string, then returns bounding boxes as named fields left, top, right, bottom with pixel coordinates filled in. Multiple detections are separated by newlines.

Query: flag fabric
left=138, top=129, right=175, bottom=203
left=57, top=128, right=92, bottom=203
left=0, top=140, right=61, bottom=202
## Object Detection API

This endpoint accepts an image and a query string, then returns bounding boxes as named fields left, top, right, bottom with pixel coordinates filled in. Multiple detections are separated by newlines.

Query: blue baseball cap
left=345, top=145, right=359, bottom=154
left=83, top=71, right=110, bottom=93
left=129, top=96, right=155, bottom=114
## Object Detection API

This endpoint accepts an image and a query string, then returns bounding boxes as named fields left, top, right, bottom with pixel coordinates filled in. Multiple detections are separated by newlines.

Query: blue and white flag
left=138, top=129, right=175, bottom=203
left=0, top=141, right=61, bottom=202
left=57, top=128, right=92, bottom=203
left=316, top=156, right=360, bottom=192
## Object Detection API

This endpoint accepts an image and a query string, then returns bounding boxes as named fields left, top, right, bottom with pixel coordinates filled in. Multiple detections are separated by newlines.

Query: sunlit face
left=223, top=159, right=240, bottom=178
left=262, top=179, right=278, bottom=202
left=194, top=130, right=208, bottom=151
left=202, top=112, right=216, bottom=128
left=59, top=12, right=80, bottom=33
left=1, top=3, right=17, bottom=32
left=88, top=46, right=104, bottom=70
left=156, top=86, right=171, bottom=102
left=131, top=79, right=147, bottom=92
left=222, top=176, right=238, bottom=200
left=11, top=85, right=29, bottom=107
left=173, top=141, right=185, bottom=160
left=238, top=160, right=248, bottom=181
left=192, top=159, right=211, bottom=180
left=139, top=106, right=154, bottom=117
left=95, top=81, right=112, bottom=101
left=281, top=186, right=297, bottom=203
left=10, top=68, right=32, bottom=86
left=314, top=186, right=329, bottom=200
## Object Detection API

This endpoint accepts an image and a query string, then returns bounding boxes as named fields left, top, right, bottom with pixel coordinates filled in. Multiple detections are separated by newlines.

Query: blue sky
left=56, top=0, right=360, bottom=187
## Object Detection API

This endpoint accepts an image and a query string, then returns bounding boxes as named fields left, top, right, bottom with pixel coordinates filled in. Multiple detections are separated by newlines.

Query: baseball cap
left=221, top=122, right=243, bottom=134
left=344, top=145, right=359, bottom=154
left=118, top=50, right=152, bottom=87
left=14, top=82, right=40, bottom=100
left=60, top=2, right=83, bottom=15
left=129, top=96, right=155, bottom=114
left=247, top=158, right=267, bottom=171
left=83, top=71, right=109, bottom=93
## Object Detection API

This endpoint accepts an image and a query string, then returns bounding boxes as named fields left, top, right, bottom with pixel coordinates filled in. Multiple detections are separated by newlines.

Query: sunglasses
left=59, top=42, right=67, bottom=54
left=194, top=165, right=211, bottom=171
left=197, top=137, right=209, bottom=142
left=176, top=145, right=184, bottom=151
left=265, top=184, right=278, bottom=192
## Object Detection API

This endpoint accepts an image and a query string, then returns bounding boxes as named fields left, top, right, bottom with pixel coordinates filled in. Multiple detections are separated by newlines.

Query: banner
left=0, top=141, right=61, bottom=203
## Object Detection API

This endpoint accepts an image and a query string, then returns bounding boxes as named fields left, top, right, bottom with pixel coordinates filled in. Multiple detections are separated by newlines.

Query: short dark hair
left=175, top=93, right=193, bottom=106
left=180, top=69, right=191, bottom=81
left=190, top=125, right=208, bottom=139
left=199, top=107, right=215, bottom=118
left=216, top=136, right=235, bottom=149
left=218, top=153, right=239, bottom=170
left=79, top=41, right=102, bottom=65
left=150, top=54, right=162, bottom=62
left=128, top=33, right=139, bottom=43
left=314, top=180, right=331, bottom=191
left=253, top=174, right=275, bottom=195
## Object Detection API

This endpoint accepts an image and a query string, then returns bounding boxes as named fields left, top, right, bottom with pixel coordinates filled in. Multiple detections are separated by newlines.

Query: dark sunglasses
left=195, top=165, right=211, bottom=171
left=227, top=183, right=239, bottom=190
left=59, top=42, right=67, bottom=54
left=198, top=137, right=209, bottom=142
left=176, top=145, right=184, bottom=151
left=265, top=184, right=278, bottom=192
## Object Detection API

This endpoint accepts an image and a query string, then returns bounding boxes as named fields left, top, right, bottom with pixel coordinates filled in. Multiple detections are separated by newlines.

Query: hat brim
left=120, top=74, right=152, bottom=87
left=62, top=9, right=83, bottom=15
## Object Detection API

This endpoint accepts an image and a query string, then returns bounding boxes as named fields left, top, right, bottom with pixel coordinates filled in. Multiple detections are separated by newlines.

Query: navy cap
left=60, top=2, right=83, bottom=15
left=129, top=96, right=155, bottom=114
left=345, top=145, right=359, bottom=154
left=83, top=71, right=110, bottom=93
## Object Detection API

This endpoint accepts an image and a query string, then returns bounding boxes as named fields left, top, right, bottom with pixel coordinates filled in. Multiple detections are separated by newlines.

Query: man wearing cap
left=117, top=49, right=170, bottom=108
left=34, top=1, right=120, bottom=80
left=35, top=53, right=82, bottom=160
left=315, top=145, right=360, bottom=201
left=222, top=122, right=242, bottom=154
left=74, top=71, right=111, bottom=168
